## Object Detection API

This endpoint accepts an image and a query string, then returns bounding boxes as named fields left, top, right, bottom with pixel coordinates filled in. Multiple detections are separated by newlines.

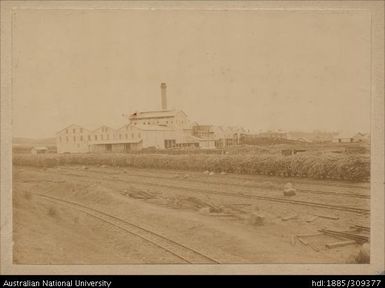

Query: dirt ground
left=13, top=165, right=370, bottom=264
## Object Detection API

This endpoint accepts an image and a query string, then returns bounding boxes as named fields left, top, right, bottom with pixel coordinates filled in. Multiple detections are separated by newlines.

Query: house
left=333, top=132, right=371, bottom=144
left=333, top=131, right=353, bottom=143
left=352, top=132, right=370, bottom=143
left=31, top=146, right=48, bottom=154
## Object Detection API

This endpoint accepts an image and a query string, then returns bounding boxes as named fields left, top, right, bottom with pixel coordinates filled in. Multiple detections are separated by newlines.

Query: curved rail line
left=44, top=170, right=370, bottom=215
left=36, top=193, right=220, bottom=264
left=61, top=167, right=370, bottom=199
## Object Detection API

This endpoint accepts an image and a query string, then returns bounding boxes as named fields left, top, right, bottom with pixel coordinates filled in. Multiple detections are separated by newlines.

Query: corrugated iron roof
left=56, top=124, right=90, bottom=135
left=176, top=135, right=201, bottom=144
left=90, top=126, right=116, bottom=133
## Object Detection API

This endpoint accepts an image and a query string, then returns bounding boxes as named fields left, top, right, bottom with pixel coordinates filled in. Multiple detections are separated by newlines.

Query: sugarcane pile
left=13, top=151, right=370, bottom=181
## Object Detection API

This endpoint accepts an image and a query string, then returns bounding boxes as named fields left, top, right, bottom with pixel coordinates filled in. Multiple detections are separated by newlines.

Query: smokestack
left=161, top=82, right=167, bottom=110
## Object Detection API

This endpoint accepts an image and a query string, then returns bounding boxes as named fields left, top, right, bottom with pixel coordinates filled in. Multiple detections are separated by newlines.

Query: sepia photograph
left=1, top=0, right=384, bottom=275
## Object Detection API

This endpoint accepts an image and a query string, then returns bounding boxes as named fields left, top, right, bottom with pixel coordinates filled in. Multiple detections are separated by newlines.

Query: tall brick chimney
left=161, top=82, right=167, bottom=110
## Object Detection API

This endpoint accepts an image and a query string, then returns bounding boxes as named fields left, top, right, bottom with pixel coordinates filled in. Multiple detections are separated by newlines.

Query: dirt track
left=13, top=165, right=370, bottom=264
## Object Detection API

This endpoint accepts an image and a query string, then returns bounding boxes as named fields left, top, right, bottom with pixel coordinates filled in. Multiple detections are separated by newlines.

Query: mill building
left=56, top=83, right=246, bottom=153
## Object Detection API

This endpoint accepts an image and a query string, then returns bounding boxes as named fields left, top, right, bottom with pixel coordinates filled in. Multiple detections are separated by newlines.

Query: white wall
left=142, top=130, right=177, bottom=149
left=56, top=125, right=90, bottom=153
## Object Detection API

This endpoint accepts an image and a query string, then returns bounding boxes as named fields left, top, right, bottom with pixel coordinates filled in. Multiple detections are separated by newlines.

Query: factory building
left=129, top=110, right=192, bottom=130
left=88, top=125, right=143, bottom=153
left=192, top=125, right=244, bottom=148
left=56, top=83, right=246, bottom=153
left=56, top=124, right=90, bottom=153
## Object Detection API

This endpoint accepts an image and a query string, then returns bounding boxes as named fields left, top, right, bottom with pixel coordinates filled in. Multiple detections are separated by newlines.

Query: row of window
left=58, top=136, right=83, bottom=143
left=58, top=133, right=142, bottom=143
left=64, top=123, right=189, bottom=135
left=133, top=119, right=186, bottom=126
left=64, top=126, right=139, bottom=134
left=93, top=133, right=141, bottom=141
left=65, top=128, right=83, bottom=134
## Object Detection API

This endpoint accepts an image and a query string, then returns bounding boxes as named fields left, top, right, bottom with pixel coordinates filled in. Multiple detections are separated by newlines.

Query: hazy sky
left=12, top=9, right=371, bottom=138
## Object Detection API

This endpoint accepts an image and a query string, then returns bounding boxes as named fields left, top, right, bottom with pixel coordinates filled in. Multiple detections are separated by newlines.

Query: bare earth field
left=13, top=165, right=370, bottom=264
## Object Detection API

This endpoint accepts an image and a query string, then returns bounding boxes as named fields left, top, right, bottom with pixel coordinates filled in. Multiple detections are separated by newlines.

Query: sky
left=12, top=9, right=371, bottom=138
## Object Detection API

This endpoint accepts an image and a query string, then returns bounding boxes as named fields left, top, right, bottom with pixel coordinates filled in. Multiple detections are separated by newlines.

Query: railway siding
left=37, top=193, right=220, bottom=264
left=38, top=167, right=369, bottom=215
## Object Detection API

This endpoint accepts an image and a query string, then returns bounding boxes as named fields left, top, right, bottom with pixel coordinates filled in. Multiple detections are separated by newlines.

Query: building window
left=119, top=134, right=122, bottom=140
left=66, top=136, right=69, bottom=143
left=95, top=135, right=98, bottom=140
left=73, top=136, right=76, bottom=142
left=107, top=134, right=110, bottom=140
left=66, top=129, right=68, bottom=134
left=80, top=135, right=83, bottom=141
left=88, top=135, right=91, bottom=141
left=101, top=135, right=104, bottom=140
left=59, top=136, right=62, bottom=143
left=138, top=133, right=141, bottom=138
left=80, top=128, right=83, bottom=133
left=73, top=129, right=76, bottom=133
left=132, top=133, right=134, bottom=138
left=125, top=133, right=128, bottom=139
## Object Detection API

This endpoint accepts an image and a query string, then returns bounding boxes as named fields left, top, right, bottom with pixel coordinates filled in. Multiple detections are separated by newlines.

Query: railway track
left=61, top=167, right=370, bottom=199
left=206, top=172, right=370, bottom=190
left=43, top=169, right=370, bottom=215
left=36, top=193, right=220, bottom=264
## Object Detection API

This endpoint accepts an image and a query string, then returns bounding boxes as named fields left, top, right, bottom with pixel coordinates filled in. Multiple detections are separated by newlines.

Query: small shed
left=31, top=146, right=48, bottom=154
left=333, top=132, right=354, bottom=143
